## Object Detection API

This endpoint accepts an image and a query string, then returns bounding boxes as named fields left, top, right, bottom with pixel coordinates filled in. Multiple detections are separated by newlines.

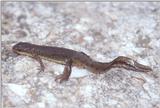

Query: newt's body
left=12, top=42, right=152, bottom=83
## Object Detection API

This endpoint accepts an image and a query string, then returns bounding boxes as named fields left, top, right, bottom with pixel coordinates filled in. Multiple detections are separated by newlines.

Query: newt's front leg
left=32, top=54, right=45, bottom=72
left=55, top=59, right=72, bottom=83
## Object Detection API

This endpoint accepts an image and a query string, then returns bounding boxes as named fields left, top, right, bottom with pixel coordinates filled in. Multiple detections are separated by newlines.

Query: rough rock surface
left=2, top=2, right=160, bottom=108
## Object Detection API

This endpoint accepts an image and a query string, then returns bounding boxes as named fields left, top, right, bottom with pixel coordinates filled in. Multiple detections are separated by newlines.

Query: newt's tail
left=110, top=56, right=152, bottom=73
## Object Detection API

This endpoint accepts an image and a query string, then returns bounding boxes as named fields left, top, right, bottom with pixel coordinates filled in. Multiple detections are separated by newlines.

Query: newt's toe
left=55, top=74, right=69, bottom=83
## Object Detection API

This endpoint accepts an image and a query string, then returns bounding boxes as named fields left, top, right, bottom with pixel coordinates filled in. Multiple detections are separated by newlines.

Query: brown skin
left=12, top=42, right=152, bottom=83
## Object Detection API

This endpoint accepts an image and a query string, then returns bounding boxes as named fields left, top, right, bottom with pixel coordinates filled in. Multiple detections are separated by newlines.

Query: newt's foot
left=41, top=65, right=45, bottom=72
left=38, top=65, right=45, bottom=72
left=55, top=74, right=69, bottom=83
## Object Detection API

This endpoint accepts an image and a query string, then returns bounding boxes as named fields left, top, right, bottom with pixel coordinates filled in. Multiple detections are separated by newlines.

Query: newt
left=12, top=42, right=152, bottom=83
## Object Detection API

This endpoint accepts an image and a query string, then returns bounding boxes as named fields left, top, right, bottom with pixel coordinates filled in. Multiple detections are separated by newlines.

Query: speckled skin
left=12, top=42, right=152, bottom=83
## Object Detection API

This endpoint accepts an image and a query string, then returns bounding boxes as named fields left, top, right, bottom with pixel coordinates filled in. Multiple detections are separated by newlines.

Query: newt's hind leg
left=55, top=59, right=72, bottom=83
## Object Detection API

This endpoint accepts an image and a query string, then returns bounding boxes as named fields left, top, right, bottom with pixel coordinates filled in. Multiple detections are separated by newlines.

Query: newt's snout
left=12, top=44, right=20, bottom=54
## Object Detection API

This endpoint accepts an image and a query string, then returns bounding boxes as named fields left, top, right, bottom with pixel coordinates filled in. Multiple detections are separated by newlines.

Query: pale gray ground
left=2, top=2, right=160, bottom=108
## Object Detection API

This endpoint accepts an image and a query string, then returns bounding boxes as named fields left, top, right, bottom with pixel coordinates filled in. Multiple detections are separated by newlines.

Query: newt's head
left=12, top=42, right=33, bottom=55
